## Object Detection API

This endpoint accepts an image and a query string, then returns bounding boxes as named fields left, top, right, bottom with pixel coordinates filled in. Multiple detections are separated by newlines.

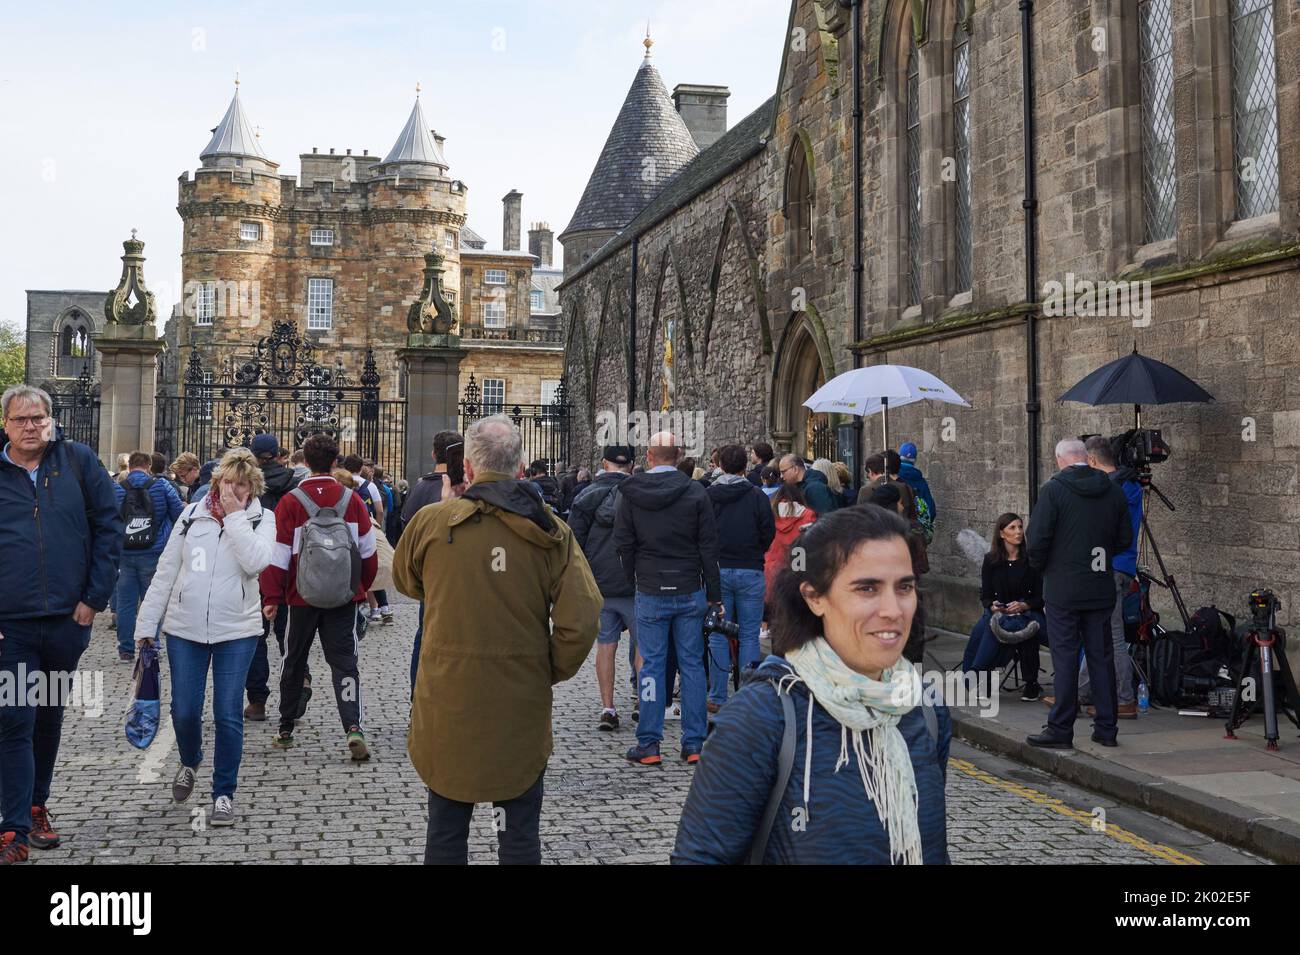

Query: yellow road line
left=950, top=757, right=1203, bottom=865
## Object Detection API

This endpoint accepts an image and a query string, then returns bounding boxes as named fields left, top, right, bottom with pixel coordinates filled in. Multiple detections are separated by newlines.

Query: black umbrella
left=1059, top=345, right=1213, bottom=428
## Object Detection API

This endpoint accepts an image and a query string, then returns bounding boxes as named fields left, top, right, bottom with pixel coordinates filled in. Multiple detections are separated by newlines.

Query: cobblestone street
left=30, top=597, right=1261, bottom=865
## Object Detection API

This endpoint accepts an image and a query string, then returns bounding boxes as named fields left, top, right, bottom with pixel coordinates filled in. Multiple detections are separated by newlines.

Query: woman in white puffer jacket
left=135, top=447, right=276, bottom=828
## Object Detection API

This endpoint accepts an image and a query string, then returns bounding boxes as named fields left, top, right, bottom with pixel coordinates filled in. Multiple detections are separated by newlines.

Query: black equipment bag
left=120, top=477, right=158, bottom=551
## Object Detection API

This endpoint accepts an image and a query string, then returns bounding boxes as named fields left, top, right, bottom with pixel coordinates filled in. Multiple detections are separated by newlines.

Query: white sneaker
left=664, top=702, right=682, bottom=721
left=368, top=608, right=382, bottom=623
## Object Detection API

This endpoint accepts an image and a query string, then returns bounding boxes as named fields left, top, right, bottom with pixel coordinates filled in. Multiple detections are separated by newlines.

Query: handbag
left=371, top=530, right=396, bottom=593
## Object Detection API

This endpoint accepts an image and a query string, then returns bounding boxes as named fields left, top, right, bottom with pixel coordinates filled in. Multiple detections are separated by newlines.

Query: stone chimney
left=671, top=84, right=730, bottom=151
left=528, top=222, right=554, bottom=268
left=502, top=189, right=523, bottom=251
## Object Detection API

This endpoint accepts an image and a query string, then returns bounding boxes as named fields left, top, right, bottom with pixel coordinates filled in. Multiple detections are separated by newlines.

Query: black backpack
left=120, top=477, right=158, bottom=551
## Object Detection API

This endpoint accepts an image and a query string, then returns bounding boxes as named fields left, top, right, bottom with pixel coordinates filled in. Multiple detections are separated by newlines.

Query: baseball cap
left=250, top=433, right=279, bottom=459
left=898, top=441, right=918, bottom=462
left=602, top=445, right=634, bottom=465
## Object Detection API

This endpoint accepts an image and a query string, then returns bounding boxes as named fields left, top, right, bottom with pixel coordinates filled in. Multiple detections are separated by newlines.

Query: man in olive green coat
left=394, top=414, right=601, bottom=864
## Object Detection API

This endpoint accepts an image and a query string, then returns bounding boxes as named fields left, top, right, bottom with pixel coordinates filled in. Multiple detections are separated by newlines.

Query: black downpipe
left=841, top=0, right=865, bottom=478
left=1020, top=0, right=1042, bottom=508
left=628, top=237, right=638, bottom=417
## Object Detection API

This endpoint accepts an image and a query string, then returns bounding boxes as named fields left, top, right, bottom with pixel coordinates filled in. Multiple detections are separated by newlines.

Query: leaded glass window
left=1139, top=0, right=1176, bottom=242
left=905, top=37, right=921, bottom=308
left=953, top=19, right=972, bottom=292
left=1231, top=0, right=1279, bottom=219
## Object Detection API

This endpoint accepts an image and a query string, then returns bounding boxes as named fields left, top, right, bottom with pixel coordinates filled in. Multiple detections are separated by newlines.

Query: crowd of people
left=0, top=377, right=1142, bottom=865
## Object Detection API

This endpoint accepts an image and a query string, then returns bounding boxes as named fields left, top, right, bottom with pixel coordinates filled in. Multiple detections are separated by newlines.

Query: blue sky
left=0, top=0, right=791, bottom=331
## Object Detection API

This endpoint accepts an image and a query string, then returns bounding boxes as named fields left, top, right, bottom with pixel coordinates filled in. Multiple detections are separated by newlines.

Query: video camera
left=1081, top=428, right=1170, bottom=470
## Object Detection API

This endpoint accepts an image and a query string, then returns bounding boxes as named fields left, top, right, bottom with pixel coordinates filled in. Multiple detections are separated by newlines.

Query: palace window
left=444, top=231, right=456, bottom=250
left=195, top=283, right=216, bottom=326
left=784, top=138, right=813, bottom=262
left=1139, top=0, right=1176, bottom=242
left=540, top=379, right=561, bottom=406
left=310, top=228, right=334, bottom=246
left=307, top=278, right=333, bottom=330
left=953, top=15, right=972, bottom=291
left=483, top=299, right=507, bottom=327
left=904, top=35, right=922, bottom=308
left=239, top=221, right=261, bottom=242
left=484, top=268, right=507, bottom=286
left=1230, top=0, right=1280, bottom=220
left=530, top=290, right=544, bottom=312
left=482, top=377, right=505, bottom=413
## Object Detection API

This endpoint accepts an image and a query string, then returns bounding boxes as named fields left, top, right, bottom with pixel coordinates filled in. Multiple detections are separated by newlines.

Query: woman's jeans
left=961, top=609, right=1046, bottom=687
left=708, top=567, right=765, bottom=705
left=167, top=634, right=258, bottom=800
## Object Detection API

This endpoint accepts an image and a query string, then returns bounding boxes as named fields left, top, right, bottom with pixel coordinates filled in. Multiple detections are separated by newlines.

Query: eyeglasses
left=779, top=464, right=800, bottom=475
left=6, top=415, right=49, bottom=429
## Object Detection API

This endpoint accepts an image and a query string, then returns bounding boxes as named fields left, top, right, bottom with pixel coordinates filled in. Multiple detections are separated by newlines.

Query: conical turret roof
left=382, top=95, right=447, bottom=166
left=200, top=87, right=267, bottom=161
left=560, top=56, right=699, bottom=240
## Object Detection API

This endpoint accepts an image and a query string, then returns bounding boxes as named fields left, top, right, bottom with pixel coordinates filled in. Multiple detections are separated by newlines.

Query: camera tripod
left=1134, top=466, right=1190, bottom=630
left=1225, top=595, right=1300, bottom=750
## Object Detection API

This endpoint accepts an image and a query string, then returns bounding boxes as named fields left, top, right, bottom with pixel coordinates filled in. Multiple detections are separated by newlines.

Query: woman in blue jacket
left=673, top=505, right=950, bottom=864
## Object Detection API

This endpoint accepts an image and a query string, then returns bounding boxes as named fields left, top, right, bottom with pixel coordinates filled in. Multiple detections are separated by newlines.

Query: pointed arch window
left=952, top=15, right=972, bottom=292
left=904, top=36, right=921, bottom=308
left=1139, top=0, right=1176, bottom=242
left=784, top=138, right=813, bottom=262
left=1230, top=0, right=1279, bottom=220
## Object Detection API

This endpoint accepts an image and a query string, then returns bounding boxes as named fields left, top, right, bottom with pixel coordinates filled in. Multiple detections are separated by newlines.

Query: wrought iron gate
left=50, top=366, right=100, bottom=449
left=458, top=374, right=571, bottom=473
left=155, top=321, right=405, bottom=476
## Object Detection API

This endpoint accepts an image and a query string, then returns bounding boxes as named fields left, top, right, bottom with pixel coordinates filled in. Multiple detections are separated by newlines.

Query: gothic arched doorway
left=769, top=311, right=836, bottom=458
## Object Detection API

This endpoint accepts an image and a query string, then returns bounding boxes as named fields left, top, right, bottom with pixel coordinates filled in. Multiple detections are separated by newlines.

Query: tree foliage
left=0, top=323, right=24, bottom=392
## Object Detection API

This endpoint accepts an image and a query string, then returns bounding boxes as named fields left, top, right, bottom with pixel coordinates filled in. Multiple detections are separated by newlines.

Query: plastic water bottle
left=1137, top=682, right=1149, bottom=714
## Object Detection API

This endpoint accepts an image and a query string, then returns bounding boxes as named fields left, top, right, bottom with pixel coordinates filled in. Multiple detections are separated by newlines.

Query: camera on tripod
left=702, top=605, right=739, bottom=640
left=1250, top=588, right=1281, bottom=630
left=1081, top=428, right=1171, bottom=471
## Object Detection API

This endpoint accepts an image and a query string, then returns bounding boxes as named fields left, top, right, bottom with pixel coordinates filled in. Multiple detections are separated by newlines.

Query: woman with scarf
left=134, top=447, right=276, bottom=828
left=673, top=505, right=951, bottom=864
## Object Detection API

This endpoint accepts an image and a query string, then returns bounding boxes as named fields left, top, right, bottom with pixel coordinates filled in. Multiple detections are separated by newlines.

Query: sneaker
left=681, top=746, right=701, bottom=765
left=625, top=741, right=662, bottom=766
left=295, top=679, right=313, bottom=721
left=356, top=610, right=370, bottom=638
left=118, top=650, right=134, bottom=664
left=0, top=832, right=28, bottom=865
left=664, top=702, right=682, bottom=721
left=1020, top=683, right=1042, bottom=703
left=1117, top=702, right=1138, bottom=720
left=381, top=608, right=394, bottom=625
left=272, top=730, right=295, bottom=749
left=243, top=702, right=266, bottom=722
left=29, top=806, right=60, bottom=849
left=347, top=726, right=370, bottom=762
left=598, top=709, right=619, bottom=731
left=172, top=765, right=197, bottom=803
left=211, top=795, right=235, bottom=827
left=368, top=608, right=382, bottom=623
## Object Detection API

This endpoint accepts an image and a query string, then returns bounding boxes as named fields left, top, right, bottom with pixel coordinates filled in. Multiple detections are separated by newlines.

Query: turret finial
left=643, top=24, right=653, bottom=58
left=415, top=81, right=421, bottom=97
left=234, top=70, right=240, bottom=88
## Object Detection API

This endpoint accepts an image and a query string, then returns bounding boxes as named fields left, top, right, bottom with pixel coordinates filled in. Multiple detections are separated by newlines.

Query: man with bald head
left=614, top=431, right=721, bottom=766
left=1025, top=438, right=1134, bottom=750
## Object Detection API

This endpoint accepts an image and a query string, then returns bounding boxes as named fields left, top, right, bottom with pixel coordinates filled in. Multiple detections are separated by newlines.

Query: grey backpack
left=289, top=486, right=361, bottom=609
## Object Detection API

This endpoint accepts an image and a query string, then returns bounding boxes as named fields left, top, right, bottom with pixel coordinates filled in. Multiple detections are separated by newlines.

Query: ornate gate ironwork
left=155, top=321, right=405, bottom=477
left=50, top=366, right=101, bottom=449
left=458, top=374, right=571, bottom=473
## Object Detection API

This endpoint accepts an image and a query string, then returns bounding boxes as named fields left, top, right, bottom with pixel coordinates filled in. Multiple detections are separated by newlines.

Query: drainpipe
left=628, top=236, right=639, bottom=417
left=840, top=0, right=865, bottom=479
left=1020, top=0, right=1042, bottom=508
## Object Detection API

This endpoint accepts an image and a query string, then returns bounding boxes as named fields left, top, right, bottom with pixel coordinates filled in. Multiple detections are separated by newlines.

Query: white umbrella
left=802, top=364, right=971, bottom=449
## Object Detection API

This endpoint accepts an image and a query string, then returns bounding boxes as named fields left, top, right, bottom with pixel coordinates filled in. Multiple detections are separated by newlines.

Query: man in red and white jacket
left=261, top=433, right=378, bottom=760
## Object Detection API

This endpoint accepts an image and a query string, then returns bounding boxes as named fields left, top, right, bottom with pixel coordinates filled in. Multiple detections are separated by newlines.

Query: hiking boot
left=243, top=702, right=267, bottom=722
left=347, top=726, right=370, bottom=762
left=681, top=746, right=701, bottom=765
left=295, top=679, right=313, bottom=721
left=1090, top=732, right=1118, bottom=747
left=29, top=806, right=60, bottom=849
left=1026, top=729, right=1073, bottom=749
left=381, top=608, right=394, bottom=625
left=1117, top=702, right=1138, bottom=720
left=211, top=796, right=235, bottom=827
left=0, top=832, right=28, bottom=865
left=172, top=765, right=198, bottom=803
left=625, top=741, right=662, bottom=766
left=1020, top=683, right=1042, bottom=703
left=272, top=730, right=295, bottom=749
left=598, top=709, right=619, bottom=731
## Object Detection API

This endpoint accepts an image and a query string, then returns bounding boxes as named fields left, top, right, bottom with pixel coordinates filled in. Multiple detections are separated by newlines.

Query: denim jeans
left=635, top=589, right=707, bottom=750
left=1079, top=571, right=1135, bottom=706
left=708, top=568, right=765, bottom=705
left=963, top=608, right=1046, bottom=686
left=167, top=634, right=258, bottom=800
left=115, top=552, right=160, bottom=654
left=0, top=615, right=91, bottom=845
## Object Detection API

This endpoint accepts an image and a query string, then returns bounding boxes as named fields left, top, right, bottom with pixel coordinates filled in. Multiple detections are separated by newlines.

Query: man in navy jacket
left=0, top=385, right=122, bottom=864
left=111, top=450, right=184, bottom=662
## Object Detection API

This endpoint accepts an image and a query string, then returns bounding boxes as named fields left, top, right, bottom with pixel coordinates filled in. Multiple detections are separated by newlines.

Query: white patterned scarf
left=782, top=638, right=924, bottom=865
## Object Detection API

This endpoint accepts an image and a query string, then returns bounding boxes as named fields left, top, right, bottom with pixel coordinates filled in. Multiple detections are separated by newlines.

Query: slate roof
left=382, top=96, right=447, bottom=166
left=558, top=95, right=775, bottom=288
left=460, top=225, right=487, bottom=249
left=558, top=59, right=700, bottom=241
left=200, top=89, right=267, bottom=161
